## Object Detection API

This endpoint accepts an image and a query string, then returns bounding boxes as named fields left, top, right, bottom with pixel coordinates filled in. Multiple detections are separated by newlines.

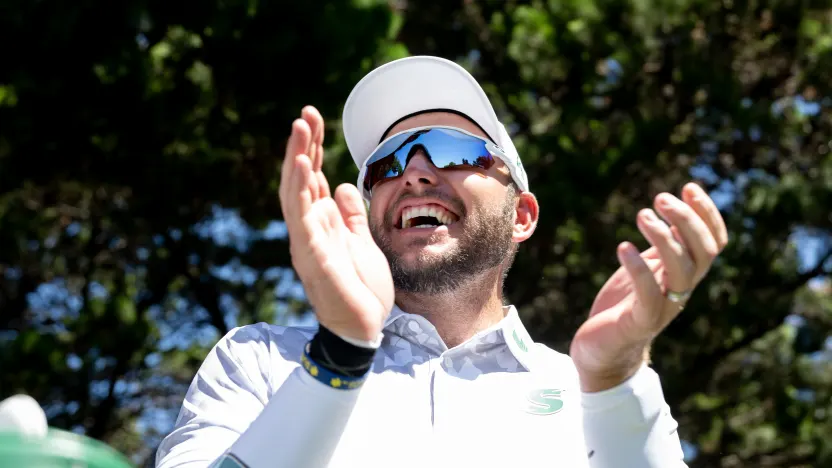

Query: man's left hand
left=570, top=182, right=729, bottom=392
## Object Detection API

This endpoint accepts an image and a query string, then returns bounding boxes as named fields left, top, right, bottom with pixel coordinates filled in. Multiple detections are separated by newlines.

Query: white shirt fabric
left=156, top=305, right=687, bottom=468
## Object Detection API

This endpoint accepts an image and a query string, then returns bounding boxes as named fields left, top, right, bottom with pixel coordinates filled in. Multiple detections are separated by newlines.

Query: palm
left=280, top=107, right=394, bottom=342
left=570, top=247, right=664, bottom=374
left=301, top=199, right=394, bottom=335
left=590, top=247, right=663, bottom=317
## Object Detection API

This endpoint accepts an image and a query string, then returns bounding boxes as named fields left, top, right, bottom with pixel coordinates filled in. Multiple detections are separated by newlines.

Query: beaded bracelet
left=300, top=343, right=367, bottom=390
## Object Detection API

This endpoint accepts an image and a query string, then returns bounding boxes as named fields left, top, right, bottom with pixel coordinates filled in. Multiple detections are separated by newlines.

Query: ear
left=513, top=191, right=538, bottom=243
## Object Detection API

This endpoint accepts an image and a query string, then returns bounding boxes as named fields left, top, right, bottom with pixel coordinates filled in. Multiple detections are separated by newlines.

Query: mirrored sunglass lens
left=363, top=128, right=496, bottom=193
left=365, top=130, right=424, bottom=166
left=363, top=132, right=411, bottom=191
left=424, top=131, right=494, bottom=170
left=373, top=154, right=403, bottom=180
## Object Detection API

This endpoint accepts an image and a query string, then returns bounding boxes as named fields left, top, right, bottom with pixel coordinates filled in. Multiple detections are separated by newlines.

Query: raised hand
left=278, top=106, right=395, bottom=342
left=570, top=182, right=729, bottom=392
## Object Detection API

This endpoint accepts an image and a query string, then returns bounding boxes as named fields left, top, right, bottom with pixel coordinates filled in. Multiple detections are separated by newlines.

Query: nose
left=400, top=148, right=439, bottom=189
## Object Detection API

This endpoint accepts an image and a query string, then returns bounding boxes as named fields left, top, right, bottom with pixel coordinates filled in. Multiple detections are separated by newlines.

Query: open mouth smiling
left=393, top=201, right=461, bottom=230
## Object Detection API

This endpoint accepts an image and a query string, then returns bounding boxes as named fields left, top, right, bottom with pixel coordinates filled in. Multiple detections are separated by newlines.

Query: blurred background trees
left=1, top=0, right=830, bottom=466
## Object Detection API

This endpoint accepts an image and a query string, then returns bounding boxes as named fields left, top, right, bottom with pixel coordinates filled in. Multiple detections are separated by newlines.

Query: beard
left=370, top=188, right=517, bottom=295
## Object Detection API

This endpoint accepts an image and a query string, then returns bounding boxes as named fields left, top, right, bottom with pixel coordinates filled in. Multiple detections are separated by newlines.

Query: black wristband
left=307, top=325, right=377, bottom=378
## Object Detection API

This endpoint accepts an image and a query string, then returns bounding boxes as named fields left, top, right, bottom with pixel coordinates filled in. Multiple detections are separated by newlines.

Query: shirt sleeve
left=155, top=326, right=363, bottom=468
left=580, top=365, right=688, bottom=468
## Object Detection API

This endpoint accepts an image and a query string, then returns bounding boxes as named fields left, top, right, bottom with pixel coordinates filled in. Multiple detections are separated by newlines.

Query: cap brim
left=342, top=56, right=502, bottom=170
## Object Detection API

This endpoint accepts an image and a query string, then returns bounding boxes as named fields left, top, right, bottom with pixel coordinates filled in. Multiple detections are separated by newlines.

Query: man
left=156, top=56, right=728, bottom=468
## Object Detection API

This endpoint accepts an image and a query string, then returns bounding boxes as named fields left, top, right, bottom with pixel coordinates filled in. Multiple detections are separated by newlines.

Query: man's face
left=367, top=112, right=522, bottom=294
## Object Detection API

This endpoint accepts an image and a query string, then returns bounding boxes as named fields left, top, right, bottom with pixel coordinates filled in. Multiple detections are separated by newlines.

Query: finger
left=316, top=170, right=331, bottom=199
left=682, top=183, right=729, bottom=250
left=302, top=106, right=325, bottom=172
left=639, top=245, right=661, bottom=261
left=287, top=154, right=315, bottom=219
left=299, top=107, right=324, bottom=199
left=616, top=242, right=664, bottom=332
left=654, top=193, right=719, bottom=281
left=636, top=208, right=694, bottom=292
left=670, top=225, right=684, bottom=247
left=281, top=154, right=317, bottom=250
left=334, top=183, right=373, bottom=239
left=596, top=256, right=664, bottom=315
left=281, top=119, right=322, bottom=220
left=287, top=117, right=312, bottom=159
left=279, top=118, right=312, bottom=209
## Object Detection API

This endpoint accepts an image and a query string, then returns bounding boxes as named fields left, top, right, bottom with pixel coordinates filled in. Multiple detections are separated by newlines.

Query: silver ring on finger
left=665, top=288, right=692, bottom=304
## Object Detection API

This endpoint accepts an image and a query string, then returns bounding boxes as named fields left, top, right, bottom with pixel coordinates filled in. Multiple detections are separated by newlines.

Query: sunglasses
left=359, top=126, right=511, bottom=199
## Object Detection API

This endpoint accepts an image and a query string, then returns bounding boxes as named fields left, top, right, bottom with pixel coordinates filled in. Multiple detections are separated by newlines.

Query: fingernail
left=621, top=243, right=639, bottom=260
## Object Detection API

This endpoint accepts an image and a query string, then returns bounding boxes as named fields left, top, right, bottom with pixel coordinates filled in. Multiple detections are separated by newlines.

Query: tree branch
left=666, top=265, right=822, bottom=409
left=789, top=247, right=832, bottom=289
left=87, top=357, right=130, bottom=439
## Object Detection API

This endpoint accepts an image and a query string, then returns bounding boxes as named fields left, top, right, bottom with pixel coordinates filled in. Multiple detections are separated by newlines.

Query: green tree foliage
left=0, top=0, right=403, bottom=463
left=1, top=0, right=830, bottom=466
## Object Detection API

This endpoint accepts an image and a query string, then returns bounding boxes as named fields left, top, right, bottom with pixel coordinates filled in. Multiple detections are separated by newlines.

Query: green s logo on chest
left=526, top=388, right=565, bottom=415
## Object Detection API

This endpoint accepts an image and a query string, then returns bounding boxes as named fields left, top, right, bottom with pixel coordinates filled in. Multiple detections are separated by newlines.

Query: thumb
left=617, top=242, right=664, bottom=333
left=334, top=183, right=373, bottom=239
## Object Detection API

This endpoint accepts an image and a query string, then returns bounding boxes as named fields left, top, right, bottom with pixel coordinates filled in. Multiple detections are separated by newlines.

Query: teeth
left=400, top=204, right=457, bottom=229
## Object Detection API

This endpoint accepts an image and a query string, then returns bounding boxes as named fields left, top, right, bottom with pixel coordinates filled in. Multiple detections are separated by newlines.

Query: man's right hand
left=278, top=106, right=395, bottom=343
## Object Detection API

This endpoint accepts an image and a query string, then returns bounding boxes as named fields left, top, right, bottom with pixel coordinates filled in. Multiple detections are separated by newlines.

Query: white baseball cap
left=341, top=56, right=529, bottom=196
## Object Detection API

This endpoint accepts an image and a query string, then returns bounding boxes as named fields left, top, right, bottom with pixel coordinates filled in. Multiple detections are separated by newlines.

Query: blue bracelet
left=301, top=344, right=367, bottom=390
